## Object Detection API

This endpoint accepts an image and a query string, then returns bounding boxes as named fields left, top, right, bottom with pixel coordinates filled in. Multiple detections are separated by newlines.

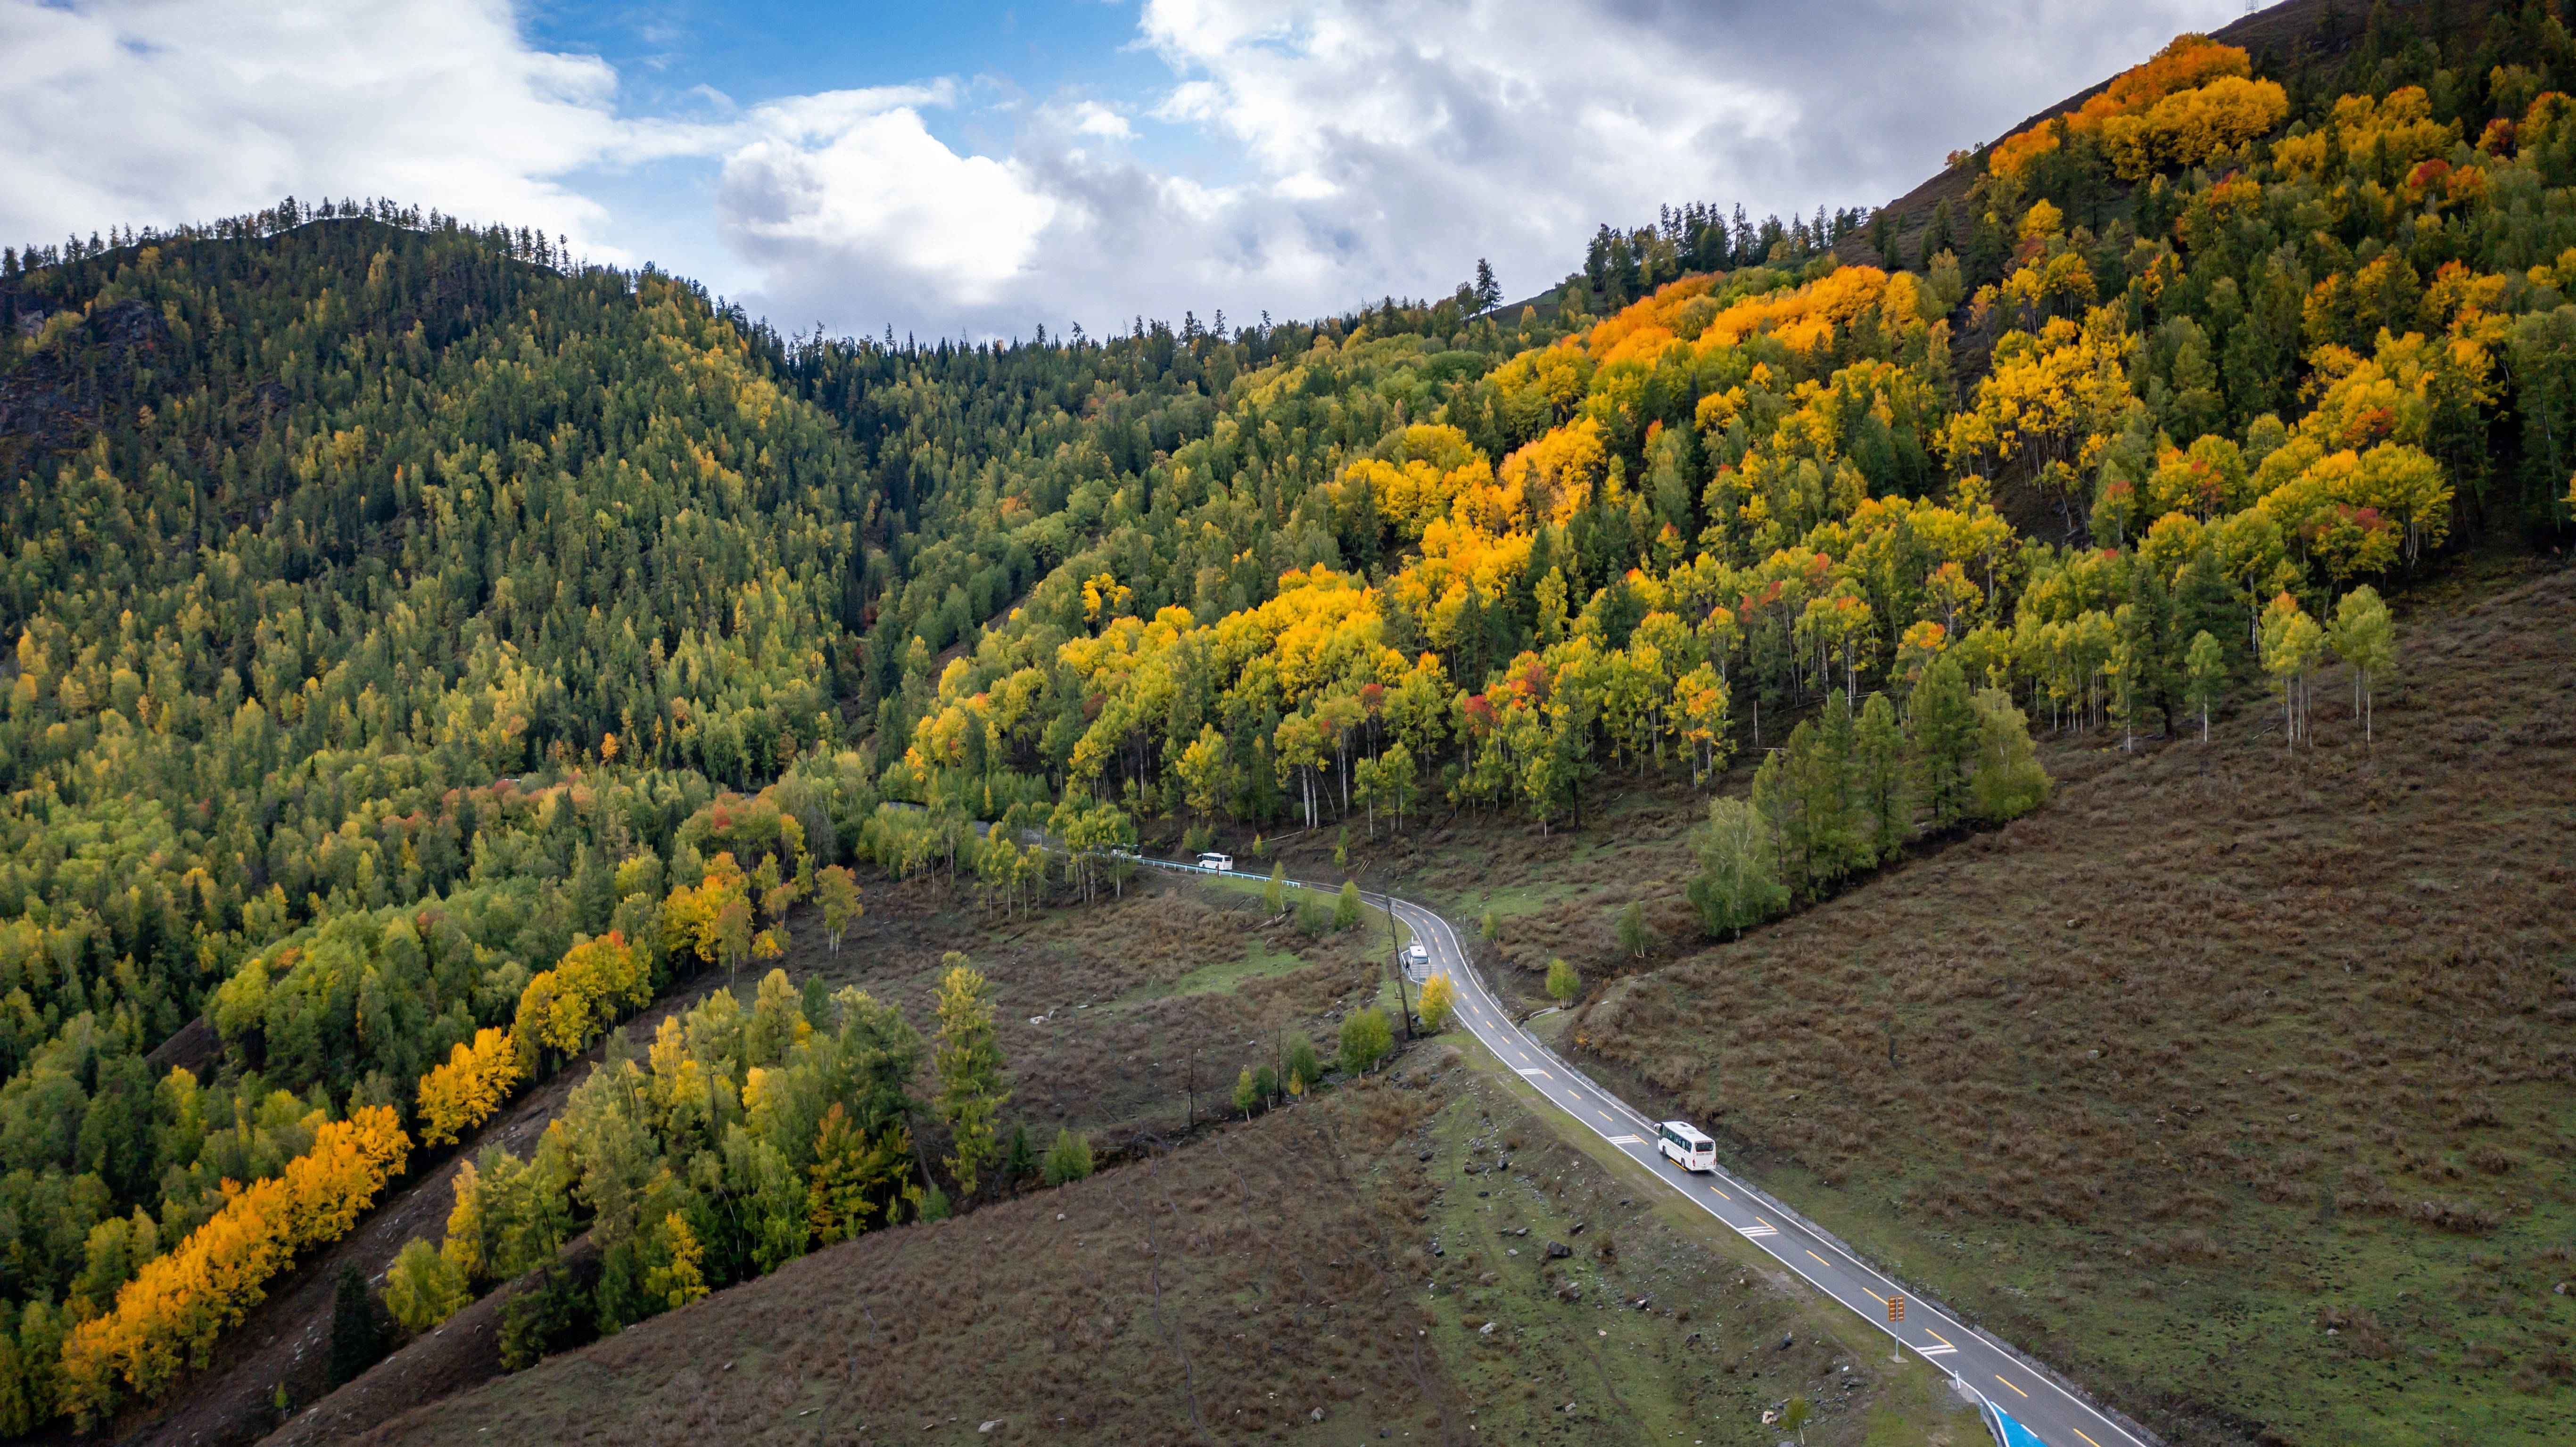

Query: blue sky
left=1, top=0, right=2252, bottom=338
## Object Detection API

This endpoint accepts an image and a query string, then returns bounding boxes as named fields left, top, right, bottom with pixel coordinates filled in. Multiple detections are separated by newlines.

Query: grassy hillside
left=1561, top=559, right=2575, bottom=1445
left=306, top=1044, right=1981, bottom=1447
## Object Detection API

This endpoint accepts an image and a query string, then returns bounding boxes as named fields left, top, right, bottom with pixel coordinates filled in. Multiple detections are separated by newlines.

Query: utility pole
left=1378, top=877, right=1416, bottom=1040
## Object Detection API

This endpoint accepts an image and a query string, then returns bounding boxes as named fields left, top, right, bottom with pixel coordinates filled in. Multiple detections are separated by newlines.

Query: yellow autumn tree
left=56, top=1108, right=410, bottom=1425
left=416, top=1027, right=525, bottom=1146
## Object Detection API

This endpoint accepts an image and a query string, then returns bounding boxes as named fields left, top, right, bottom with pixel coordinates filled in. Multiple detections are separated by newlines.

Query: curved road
left=1377, top=890, right=2150, bottom=1447
left=1118, top=852, right=2152, bottom=1447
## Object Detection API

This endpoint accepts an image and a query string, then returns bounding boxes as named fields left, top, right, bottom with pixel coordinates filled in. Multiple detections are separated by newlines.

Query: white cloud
left=0, top=0, right=640, bottom=255
left=0, top=0, right=2255, bottom=338
left=722, top=0, right=2248, bottom=337
left=719, top=92, right=1058, bottom=308
left=1064, top=101, right=1137, bottom=140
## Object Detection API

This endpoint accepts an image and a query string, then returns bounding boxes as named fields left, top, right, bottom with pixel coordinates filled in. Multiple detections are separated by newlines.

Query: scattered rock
left=979, top=1422, right=1002, bottom=1434
left=1569, top=1222, right=1585, bottom=1235
left=1544, top=1241, right=1571, bottom=1259
left=1310, top=1407, right=1327, bottom=1422
left=1478, top=1321, right=1497, bottom=1337
left=1419, top=1151, right=1434, bottom=1161
left=1778, top=1334, right=1794, bottom=1351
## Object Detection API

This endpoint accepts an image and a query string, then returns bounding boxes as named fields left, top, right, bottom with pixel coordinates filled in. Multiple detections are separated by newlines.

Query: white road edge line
left=1382, top=892, right=2152, bottom=1447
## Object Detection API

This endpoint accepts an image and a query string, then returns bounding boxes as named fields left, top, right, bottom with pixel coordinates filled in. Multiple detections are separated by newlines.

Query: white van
left=1405, top=942, right=1430, bottom=969
left=1656, top=1120, right=1717, bottom=1172
left=1196, top=852, right=1234, bottom=872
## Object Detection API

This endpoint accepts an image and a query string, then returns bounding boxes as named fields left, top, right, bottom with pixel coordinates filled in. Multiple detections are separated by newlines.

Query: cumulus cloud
left=0, top=0, right=660, bottom=256
left=0, top=0, right=2252, bottom=336
left=721, top=0, right=2247, bottom=336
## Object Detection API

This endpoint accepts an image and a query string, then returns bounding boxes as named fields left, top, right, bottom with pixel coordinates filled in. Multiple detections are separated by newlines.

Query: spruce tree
left=326, top=1264, right=388, bottom=1387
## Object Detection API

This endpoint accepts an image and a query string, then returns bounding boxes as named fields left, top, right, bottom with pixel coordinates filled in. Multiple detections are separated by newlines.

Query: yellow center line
left=1705, top=1184, right=1729, bottom=1200
left=2072, top=1430, right=2103, bottom=1447
left=1862, top=1287, right=1887, bottom=1304
left=1995, top=1376, right=2029, bottom=1399
left=1806, top=1250, right=1829, bottom=1268
left=1925, top=1329, right=1952, bottom=1348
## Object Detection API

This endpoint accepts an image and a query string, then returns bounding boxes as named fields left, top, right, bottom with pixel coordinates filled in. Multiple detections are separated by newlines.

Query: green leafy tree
left=1335, top=880, right=1363, bottom=930
left=1042, top=1128, right=1094, bottom=1185
left=816, top=866, right=862, bottom=954
left=1264, top=862, right=1286, bottom=914
left=384, top=1238, right=470, bottom=1333
left=1545, top=957, right=1582, bottom=1006
left=2184, top=629, right=2226, bottom=742
left=932, top=955, right=1009, bottom=1199
left=1339, top=1007, right=1395, bottom=1076
left=1284, top=1036, right=1322, bottom=1096
left=1688, top=796, right=1789, bottom=939
left=2328, top=584, right=2395, bottom=744
left=1233, top=1067, right=1259, bottom=1119
left=1970, top=689, right=2050, bottom=822
left=1615, top=900, right=1651, bottom=959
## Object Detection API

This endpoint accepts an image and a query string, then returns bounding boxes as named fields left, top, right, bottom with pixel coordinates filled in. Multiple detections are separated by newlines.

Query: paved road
left=1378, top=891, right=2150, bottom=1447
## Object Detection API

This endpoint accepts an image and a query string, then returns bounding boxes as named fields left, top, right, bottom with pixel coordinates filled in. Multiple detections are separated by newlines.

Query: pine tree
left=1853, top=692, right=1910, bottom=863
left=325, top=1264, right=388, bottom=1387
left=1906, top=655, right=1979, bottom=827
left=1042, top=1128, right=1094, bottom=1185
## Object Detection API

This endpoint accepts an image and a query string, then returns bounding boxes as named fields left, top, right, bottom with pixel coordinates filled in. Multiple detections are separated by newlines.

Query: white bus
left=1196, top=852, right=1234, bottom=872
left=1656, top=1120, right=1716, bottom=1172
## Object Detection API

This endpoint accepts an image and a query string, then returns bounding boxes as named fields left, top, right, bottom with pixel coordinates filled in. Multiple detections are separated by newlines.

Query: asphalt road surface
left=1378, top=891, right=2151, bottom=1447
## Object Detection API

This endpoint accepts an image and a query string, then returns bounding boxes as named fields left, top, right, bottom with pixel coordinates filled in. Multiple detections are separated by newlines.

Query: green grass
left=1407, top=1028, right=1986, bottom=1445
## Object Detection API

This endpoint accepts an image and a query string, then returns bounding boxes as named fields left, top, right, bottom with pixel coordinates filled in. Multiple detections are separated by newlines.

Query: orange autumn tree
left=56, top=1108, right=412, bottom=1425
left=416, top=1027, right=525, bottom=1146
left=1990, top=34, right=2255, bottom=179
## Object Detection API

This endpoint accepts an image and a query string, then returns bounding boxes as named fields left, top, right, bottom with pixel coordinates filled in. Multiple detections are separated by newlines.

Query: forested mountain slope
left=0, top=0, right=2572, bottom=1438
